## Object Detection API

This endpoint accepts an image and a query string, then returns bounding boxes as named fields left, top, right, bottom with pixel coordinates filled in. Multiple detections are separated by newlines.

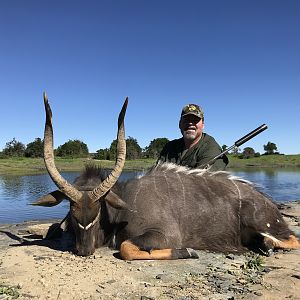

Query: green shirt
left=157, top=133, right=228, bottom=171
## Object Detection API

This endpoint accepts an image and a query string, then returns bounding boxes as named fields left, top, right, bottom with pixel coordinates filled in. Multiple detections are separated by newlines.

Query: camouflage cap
left=181, top=104, right=204, bottom=119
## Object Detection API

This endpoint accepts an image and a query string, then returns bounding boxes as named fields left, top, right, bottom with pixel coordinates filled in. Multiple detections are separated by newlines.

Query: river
left=0, top=168, right=300, bottom=224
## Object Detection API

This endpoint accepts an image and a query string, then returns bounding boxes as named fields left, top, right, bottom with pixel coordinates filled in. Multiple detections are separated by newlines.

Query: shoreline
left=1, top=155, right=300, bottom=176
left=0, top=201, right=299, bottom=299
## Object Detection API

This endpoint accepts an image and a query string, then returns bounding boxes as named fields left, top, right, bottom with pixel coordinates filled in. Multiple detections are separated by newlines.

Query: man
left=157, top=104, right=228, bottom=171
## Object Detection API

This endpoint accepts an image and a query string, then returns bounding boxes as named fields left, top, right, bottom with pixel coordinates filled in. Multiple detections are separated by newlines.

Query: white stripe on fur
left=154, top=162, right=252, bottom=185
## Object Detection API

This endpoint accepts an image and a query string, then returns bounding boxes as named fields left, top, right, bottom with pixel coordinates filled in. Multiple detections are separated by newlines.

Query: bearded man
left=157, top=104, right=228, bottom=171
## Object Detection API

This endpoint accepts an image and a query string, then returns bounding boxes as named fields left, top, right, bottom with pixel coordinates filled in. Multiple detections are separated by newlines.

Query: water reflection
left=0, top=172, right=78, bottom=224
left=0, top=169, right=300, bottom=224
left=232, top=168, right=300, bottom=202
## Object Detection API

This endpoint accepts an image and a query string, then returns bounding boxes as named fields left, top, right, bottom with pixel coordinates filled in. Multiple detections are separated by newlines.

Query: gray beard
left=182, top=131, right=197, bottom=141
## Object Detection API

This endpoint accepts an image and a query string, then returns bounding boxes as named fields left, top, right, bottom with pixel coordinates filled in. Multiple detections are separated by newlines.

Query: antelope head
left=32, top=93, right=128, bottom=256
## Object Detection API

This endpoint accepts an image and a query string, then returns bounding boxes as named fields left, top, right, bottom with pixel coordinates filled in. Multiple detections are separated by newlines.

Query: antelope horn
left=43, top=92, right=82, bottom=202
left=88, top=97, right=128, bottom=202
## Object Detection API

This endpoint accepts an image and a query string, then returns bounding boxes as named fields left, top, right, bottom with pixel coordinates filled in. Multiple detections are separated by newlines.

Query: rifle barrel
left=235, top=124, right=268, bottom=147
left=200, top=123, right=268, bottom=168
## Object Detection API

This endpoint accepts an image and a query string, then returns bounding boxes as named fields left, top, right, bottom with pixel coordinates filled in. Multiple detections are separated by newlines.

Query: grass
left=242, top=253, right=264, bottom=271
left=0, top=154, right=299, bottom=175
left=0, top=284, right=20, bottom=299
left=228, top=154, right=300, bottom=168
left=0, top=157, right=156, bottom=175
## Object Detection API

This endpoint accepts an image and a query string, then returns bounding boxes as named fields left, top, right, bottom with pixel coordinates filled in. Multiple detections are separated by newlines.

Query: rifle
left=200, top=123, right=268, bottom=169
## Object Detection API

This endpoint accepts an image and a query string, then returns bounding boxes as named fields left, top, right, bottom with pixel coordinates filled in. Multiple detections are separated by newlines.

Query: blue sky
left=0, top=1, right=299, bottom=155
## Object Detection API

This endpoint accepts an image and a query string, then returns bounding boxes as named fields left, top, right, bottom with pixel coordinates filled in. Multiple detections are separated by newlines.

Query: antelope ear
left=104, top=191, right=128, bottom=210
left=31, top=190, right=66, bottom=207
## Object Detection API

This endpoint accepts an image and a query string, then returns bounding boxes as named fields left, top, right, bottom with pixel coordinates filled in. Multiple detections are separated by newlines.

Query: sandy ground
left=0, top=202, right=299, bottom=300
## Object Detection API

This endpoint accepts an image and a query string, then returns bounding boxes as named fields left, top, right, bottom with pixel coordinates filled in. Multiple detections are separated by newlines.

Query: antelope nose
left=75, top=247, right=95, bottom=257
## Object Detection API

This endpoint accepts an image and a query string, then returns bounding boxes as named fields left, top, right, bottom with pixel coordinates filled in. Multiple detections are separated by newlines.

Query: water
left=0, top=171, right=140, bottom=224
left=232, top=168, right=300, bottom=202
left=0, top=169, right=300, bottom=224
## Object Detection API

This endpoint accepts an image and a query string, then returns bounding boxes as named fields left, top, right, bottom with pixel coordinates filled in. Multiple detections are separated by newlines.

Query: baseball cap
left=181, top=104, right=204, bottom=119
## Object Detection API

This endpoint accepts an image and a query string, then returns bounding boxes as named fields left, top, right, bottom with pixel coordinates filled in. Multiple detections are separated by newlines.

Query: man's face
left=179, top=114, right=204, bottom=142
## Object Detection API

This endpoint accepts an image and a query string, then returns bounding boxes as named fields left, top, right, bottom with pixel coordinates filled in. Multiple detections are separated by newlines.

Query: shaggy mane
left=73, top=164, right=108, bottom=191
left=151, top=162, right=252, bottom=185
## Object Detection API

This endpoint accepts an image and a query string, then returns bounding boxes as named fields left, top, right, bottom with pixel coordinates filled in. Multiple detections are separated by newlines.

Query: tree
left=143, top=138, right=169, bottom=159
left=94, top=148, right=110, bottom=160
left=263, top=142, right=278, bottom=155
left=25, top=138, right=44, bottom=158
left=3, top=138, right=25, bottom=157
left=242, top=147, right=255, bottom=159
left=107, top=136, right=142, bottom=160
left=126, top=136, right=142, bottom=160
left=108, top=139, right=118, bottom=160
left=56, top=139, right=89, bottom=158
left=221, top=144, right=227, bottom=152
left=231, top=146, right=240, bottom=156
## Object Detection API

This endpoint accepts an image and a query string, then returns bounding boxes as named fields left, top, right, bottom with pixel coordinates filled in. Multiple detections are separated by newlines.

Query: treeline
left=0, top=137, right=280, bottom=160
left=0, top=137, right=170, bottom=160
left=227, top=142, right=280, bottom=159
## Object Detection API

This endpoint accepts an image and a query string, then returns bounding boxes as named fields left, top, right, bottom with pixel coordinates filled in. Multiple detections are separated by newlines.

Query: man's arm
left=195, top=135, right=229, bottom=171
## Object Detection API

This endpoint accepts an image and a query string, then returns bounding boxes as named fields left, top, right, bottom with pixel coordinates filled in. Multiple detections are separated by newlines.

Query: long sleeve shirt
left=157, top=133, right=228, bottom=171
